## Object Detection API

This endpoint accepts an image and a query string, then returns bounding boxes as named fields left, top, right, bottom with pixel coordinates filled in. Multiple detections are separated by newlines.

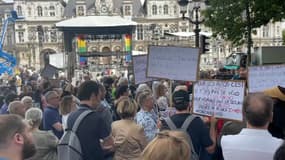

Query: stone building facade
left=0, top=0, right=283, bottom=70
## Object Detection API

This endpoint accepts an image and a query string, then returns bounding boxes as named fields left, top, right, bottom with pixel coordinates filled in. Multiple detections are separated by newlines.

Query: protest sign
left=132, top=55, right=156, bottom=84
left=248, top=64, right=285, bottom=93
left=193, top=80, right=245, bottom=121
left=147, top=46, right=199, bottom=81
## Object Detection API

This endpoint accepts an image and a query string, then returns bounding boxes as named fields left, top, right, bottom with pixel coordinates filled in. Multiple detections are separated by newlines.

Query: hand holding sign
left=193, top=80, right=245, bottom=121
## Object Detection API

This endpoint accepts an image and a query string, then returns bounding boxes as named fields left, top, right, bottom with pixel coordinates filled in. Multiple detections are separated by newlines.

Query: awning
left=224, top=65, right=239, bottom=70
left=56, top=16, right=137, bottom=28
left=165, top=31, right=212, bottom=37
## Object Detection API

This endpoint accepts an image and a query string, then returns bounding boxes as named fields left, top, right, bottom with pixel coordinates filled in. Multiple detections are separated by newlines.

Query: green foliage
left=204, top=0, right=285, bottom=46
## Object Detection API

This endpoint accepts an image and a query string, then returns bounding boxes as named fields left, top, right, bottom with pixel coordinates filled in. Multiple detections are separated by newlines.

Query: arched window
left=152, top=5, right=157, bottom=15
left=37, top=6, right=43, bottom=16
left=163, top=5, right=168, bottom=15
left=17, top=6, right=22, bottom=16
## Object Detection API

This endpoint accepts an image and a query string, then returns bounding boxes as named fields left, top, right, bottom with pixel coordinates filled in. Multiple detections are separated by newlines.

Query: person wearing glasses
left=43, top=91, right=63, bottom=139
left=135, top=91, right=159, bottom=142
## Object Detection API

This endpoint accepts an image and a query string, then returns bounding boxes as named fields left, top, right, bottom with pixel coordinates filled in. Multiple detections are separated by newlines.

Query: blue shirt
left=0, top=103, right=8, bottom=114
left=43, top=106, right=63, bottom=139
left=135, top=109, right=158, bottom=141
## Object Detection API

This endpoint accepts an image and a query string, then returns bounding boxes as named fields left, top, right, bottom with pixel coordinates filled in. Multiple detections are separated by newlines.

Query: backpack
left=165, top=115, right=199, bottom=160
left=57, top=110, right=93, bottom=160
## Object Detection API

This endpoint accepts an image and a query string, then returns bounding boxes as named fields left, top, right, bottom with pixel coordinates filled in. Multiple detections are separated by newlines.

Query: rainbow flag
left=125, top=34, right=132, bottom=62
left=77, top=36, right=87, bottom=53
left=125, top=34, right=132, bottom=52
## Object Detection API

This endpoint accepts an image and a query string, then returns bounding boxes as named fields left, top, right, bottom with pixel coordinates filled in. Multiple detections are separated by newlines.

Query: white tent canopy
left=56, top=16, right=137, bottom=28
left=165, top=31, right=212, bottom=37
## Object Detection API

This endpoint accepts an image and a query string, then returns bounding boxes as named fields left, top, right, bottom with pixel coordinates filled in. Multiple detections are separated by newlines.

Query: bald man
left=221, top=93, right=283, bottom=160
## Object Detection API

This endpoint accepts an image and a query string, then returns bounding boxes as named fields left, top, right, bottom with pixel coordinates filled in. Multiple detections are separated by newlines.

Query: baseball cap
left=172, top=90, right=190, bottom=106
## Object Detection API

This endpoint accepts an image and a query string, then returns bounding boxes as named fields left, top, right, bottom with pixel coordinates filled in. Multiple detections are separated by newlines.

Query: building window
left=277, top=26, right=280, bottom=36
left=173, top=5, right=177, bottom=14
left=27, top=7, right=32, bottom=16
left=18, top=32, right=24, bottom=43
left=17, top=6, right=22, bottom=16
left=152, top=5, right=157, bottom=15
left=49, top=6, right=55, bottom=17
left=78, top=6, right=84, bottom=16
left=262, top=26, right=269, bottom=37
left=163, top=5, right=168, bottom=15
left=124, top=5, right=131, bottom=16
left=7, top=34, right=12, bottom=46
left=43, top=27, right=49, bottom=42
left=137, top=24, right=144, bottom=40
left=50, top=28, right=57, bottom=42
left=37, top=6, right=43, bottom=16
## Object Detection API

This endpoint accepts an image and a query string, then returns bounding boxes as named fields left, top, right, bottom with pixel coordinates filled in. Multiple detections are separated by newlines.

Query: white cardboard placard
left=147, top=46, right=199, bottom=81
left=132, top=55, right=156, bottom=84
left=193, top=80, right=245, bottom=121
left=248, top=65, right=285, bottom=93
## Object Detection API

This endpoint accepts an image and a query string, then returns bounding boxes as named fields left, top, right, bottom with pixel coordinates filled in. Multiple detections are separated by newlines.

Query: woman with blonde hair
left=59, top=95, right=77, bottom=130
left=25, top=107, right=58, bottom=160
left=141, top=130, right=191, bottom=160
left=112, top=97, right=147, bottom=160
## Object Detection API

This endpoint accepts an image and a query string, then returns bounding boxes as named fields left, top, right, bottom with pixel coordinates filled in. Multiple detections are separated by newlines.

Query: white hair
left=136, top=83, right=151, bottom=93
left=25, top=108, right=43, bottom=128
left=21, top=96, right=33, bottom=103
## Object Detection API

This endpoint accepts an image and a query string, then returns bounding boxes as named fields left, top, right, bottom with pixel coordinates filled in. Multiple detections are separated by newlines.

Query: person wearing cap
left=160, top=89, right=216, bottom=160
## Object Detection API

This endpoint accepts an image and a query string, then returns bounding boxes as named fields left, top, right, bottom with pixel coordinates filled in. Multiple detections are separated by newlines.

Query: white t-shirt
left=62, top=114, right=69, bottom=131
left=221, top=128, right=283, bottom=160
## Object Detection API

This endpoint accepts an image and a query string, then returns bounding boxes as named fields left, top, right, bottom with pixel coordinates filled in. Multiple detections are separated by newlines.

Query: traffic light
left=200, top=35, right=210, bottom=54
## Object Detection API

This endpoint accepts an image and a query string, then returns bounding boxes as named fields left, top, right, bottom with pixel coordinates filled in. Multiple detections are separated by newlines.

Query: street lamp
left=177, top=0, right=204, bottom=48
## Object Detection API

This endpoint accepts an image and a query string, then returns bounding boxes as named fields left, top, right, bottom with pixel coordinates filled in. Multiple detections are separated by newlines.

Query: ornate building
left=0, top=0, right=283, bottom=70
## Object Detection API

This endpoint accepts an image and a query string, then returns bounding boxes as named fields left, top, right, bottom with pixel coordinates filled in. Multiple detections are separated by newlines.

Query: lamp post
left=177, top=0, right=204, bottom=48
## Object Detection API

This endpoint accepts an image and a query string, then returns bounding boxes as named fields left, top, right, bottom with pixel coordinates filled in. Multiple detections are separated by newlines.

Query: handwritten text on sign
left=147, top=46, right=199, bottom=81
left=193, top=80, right=245, bottom=121
left=248, top=65, right=285, bottom=93
left=132, top=55, right=156, bottom=84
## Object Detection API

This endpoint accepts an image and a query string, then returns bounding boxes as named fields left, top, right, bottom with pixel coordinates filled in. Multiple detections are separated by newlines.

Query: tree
left=204, top=0, right=285, bottom=66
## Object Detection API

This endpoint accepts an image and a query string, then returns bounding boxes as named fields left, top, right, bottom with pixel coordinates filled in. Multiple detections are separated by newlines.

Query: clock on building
left=101, top=5, right=108, bottom=13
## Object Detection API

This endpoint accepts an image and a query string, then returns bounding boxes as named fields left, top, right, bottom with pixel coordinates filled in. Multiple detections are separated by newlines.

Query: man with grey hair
left=221, top=93, right=283, bottom=160
left=21, top=96, right=33, bottom=110
left=43, top=91, right=63, bottom=139
left=8, top=101, right=27, bottom=118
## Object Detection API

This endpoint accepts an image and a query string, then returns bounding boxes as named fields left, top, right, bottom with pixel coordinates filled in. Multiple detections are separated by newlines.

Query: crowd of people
left=0, top=66, right=284, bottom=160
